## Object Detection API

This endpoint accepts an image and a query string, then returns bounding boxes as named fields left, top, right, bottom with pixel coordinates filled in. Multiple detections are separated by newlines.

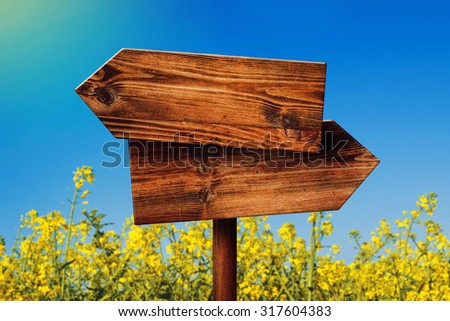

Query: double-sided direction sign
left=76, top=49, right=378, bottom=225
left=77, top=49, right=378, bottom=300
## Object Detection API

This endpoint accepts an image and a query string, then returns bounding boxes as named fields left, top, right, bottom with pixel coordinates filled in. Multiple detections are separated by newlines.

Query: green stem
left=398, top=216, right=416, bottom=300
left=403, top=217, right=415, bottom=259
left=60, top=188, right=79, bottom=299
left=11, top=215, right=25, bottom=256
left=307, top=219, right=316, bottom=301
left=274, top=267, right=295, bottom=301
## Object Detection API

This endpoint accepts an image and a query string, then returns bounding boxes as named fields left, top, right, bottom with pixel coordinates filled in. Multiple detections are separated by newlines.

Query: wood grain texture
left=213, top=218, right=237, bottom=301
left=76, top=49, right=326, bottom=152
left=129, top=121, right=379, bottom=224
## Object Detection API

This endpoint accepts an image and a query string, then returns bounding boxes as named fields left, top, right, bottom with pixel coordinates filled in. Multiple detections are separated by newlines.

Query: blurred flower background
left=1, top=167, right=448, bottom=300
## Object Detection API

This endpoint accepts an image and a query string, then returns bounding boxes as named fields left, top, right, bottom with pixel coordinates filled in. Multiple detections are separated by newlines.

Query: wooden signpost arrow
left=76, top=49, right=379, bottom=301
left=76, top=49, right=326, bottom=153
left=127, top=120, right=378, bottom=224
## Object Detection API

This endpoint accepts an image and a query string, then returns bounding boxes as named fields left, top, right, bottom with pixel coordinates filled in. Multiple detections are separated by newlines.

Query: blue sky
left=1, top=0, right=449, bottom=261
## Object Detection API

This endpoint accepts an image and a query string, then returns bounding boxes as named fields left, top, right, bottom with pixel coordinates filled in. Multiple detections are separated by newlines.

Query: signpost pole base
left=213, top=218, right=237, bottom=301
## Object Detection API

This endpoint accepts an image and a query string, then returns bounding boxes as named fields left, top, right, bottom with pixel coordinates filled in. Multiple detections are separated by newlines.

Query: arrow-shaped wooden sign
left=76, top=49, right=326, bottom=152
left=129, top=120, right=378, bottom=224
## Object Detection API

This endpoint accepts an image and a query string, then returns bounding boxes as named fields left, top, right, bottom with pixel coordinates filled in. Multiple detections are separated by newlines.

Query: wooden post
left=213, top=218, right=237, bottom=301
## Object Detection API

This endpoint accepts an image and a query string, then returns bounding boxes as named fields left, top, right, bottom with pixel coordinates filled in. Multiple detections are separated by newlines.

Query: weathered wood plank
left=129, top=121, right=379, bottom=224
left=76, top=49, right=326, bottom=152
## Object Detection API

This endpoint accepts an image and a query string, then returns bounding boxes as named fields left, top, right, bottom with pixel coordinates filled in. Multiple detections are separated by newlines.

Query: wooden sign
left=76, top=49, right=326, bottom=152
left=129, top=121, right=379, bottom=224
left=76, top=49, right=378, bottom=301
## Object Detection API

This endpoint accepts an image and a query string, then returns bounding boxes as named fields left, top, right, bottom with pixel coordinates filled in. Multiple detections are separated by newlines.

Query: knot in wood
left=282, top=113, right=302, bottom=139
left=95, top=86, right=115, bottom=105
left=263, top=108, right=282, bottom=128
